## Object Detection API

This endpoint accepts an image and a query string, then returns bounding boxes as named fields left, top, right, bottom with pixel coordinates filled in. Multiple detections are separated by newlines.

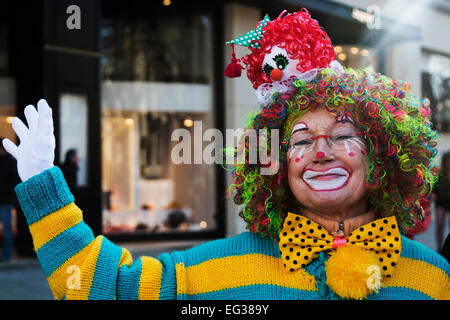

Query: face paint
left=288, top=146, right=306, bottom=163
left=349, top=138, right=363, bottom=148
left=348, top=137, right=365, bottom=153
left=344, top=141, right=354, bottom=157
left=288, top=108, right=368, bottom=215
left=333, top=116, right=362, bottom=157
left=316, top=151, right=325, bottom=159
left=288, top=147, right=296, bottom=160
left=288, top=121, right=309, bottom=163
left=295, top=147, right=306, bottom=162
left=302, top=166, right=351, bottom=191
left=290, top=122, right=308, bottom=135
left=335, top=112, right=356, bottom=126
left=339, top=136, right=366, bottom=157
left=288, top=115, right=367, bottom=165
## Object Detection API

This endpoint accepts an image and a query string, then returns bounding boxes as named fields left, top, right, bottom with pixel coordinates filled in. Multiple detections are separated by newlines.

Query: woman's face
left=287, top=107, right=369, bottom=214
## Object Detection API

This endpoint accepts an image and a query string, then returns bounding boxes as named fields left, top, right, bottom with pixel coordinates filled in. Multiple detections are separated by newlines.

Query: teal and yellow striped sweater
left=15, top=167, right=450, bottom=300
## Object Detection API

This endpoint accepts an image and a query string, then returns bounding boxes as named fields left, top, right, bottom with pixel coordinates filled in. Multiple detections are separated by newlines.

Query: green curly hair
left=227, top=67, right=439, bottom=240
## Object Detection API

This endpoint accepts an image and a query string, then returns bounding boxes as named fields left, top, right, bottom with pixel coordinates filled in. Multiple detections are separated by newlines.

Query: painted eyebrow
left=333, top=119, right=358, bottom=133
left=335, top=115, right=354, bottom=124
left=335, top=119, right=354, bottom=125
left=290, top=122, right=308, bottom=135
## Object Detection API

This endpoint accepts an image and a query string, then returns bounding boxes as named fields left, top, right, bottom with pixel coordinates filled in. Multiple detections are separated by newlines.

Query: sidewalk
left=0, top=239, right=206, bottom=300
left=0, top=258, right=52, bottom=300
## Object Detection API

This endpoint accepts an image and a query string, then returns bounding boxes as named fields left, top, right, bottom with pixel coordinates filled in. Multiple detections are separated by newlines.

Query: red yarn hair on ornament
left=241, top=9, right=336, bottom=89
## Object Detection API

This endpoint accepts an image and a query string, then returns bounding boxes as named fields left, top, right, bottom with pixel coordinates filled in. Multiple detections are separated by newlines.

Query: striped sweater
left=15, top=167, right=450, bottom=300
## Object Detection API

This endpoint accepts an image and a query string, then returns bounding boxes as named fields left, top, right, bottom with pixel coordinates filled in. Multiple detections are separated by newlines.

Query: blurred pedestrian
left=0, top=137, right=20, bottom=262
left=59, top=149, right=80, bottom=198
left=406, top=195, right=432, bottom=240
left=441, top=232, right=450, bottom=263
left=434, top=151, right=450, bottom=251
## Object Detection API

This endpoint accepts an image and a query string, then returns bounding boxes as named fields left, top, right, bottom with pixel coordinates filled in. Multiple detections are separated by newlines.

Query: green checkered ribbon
left=226, top=14, right=271, bottom=49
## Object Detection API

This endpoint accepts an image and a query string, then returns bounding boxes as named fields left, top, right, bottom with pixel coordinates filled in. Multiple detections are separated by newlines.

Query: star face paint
left=302, top=166, right=351, bottom=191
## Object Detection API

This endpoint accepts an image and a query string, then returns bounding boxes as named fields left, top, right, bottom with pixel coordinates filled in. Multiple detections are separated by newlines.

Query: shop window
left=0, top=78, right=15, bottom=142
left=101, top=15, right=212, bottom=83
left=100, top=13, right=217, bottom=235
left=333, top=45, right=378, bottom=71
left=0, top=20, right=17, bottom=243
left=59, top=93, right=89, bottom=187
left=422, top=51, right=450, bottom=133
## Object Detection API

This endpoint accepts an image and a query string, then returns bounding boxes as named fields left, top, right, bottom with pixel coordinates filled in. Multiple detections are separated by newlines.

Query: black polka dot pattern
left=345, top=215, right=401, bottom=277
left=278, top=213, right=402, bottom=277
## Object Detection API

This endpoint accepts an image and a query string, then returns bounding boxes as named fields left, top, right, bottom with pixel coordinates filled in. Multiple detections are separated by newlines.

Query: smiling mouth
left=302, top=167, right=350, bottom=191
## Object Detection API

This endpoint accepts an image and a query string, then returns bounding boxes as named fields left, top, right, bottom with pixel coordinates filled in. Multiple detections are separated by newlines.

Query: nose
left=312, top=136, right=334, bottom=163
left=270, top=69, right=283, bottom=81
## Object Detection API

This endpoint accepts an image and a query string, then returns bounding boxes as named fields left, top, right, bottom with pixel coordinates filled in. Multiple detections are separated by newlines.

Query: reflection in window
left=0, top=20, right=8, bottom=76
left=0, top=78, right=15, bottom=142
left=422, top=51, right=450, bottom=132
left=334, top=45, right=378, bottom=71
left=0, top=21, right=17, bottom=243
left=59, top=94, right=89, bottom=187
left=100, top=14, right=217, bottom=235
left=0, top=20, right=14, bottom=140
left=101, top=15, right=212, bottom=83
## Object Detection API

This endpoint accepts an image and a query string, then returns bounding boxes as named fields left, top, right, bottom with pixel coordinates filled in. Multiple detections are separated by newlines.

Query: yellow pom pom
left=325, top=246, right=381, bottom=300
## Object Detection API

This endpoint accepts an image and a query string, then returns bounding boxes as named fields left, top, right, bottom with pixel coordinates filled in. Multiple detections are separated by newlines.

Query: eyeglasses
left=287, top=132, right=366, bottom=158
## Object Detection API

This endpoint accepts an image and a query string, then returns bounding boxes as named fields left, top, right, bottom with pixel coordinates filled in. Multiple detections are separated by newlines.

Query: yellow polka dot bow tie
left=278, top=213, right=402, bottom=277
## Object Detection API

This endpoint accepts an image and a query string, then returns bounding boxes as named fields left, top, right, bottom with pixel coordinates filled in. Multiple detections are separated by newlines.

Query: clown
left=224, top=10, right=344, bottom=107
left=2, top=10, right=449, bottom=300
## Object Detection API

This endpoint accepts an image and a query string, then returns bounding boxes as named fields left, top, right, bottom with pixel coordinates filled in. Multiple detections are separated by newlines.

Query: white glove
left=2, top=99, right=55, bottom=182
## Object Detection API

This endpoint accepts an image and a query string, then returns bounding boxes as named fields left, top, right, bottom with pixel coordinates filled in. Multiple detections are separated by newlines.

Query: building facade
left=0, top=0, right=448, bottom=255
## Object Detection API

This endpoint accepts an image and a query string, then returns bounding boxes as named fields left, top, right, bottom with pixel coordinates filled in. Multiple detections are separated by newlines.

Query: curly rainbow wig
left=227, top=67, right=439, bottom=240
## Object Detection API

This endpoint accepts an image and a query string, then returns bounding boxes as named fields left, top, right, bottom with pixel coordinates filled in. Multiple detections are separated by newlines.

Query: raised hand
left=2, top=99, right=55, bottom=182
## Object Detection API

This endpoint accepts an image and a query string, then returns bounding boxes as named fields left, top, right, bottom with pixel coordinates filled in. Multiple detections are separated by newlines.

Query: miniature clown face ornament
left=256, top=45, right=344, bottom=107
left=261, top=46, right=300, bottom=82
left=225, top=11, right=344, bottom=107
left=256, top=45, right=301, bottom=106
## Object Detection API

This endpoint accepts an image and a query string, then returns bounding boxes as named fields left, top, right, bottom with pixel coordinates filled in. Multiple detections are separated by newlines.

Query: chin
left=306, top=191, right=349, bottom=207
left=293, top=181, right=356, bottom=208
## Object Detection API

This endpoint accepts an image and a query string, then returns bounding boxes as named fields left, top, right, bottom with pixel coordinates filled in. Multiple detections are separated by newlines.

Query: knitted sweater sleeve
left=15, top=167, right=177, bottom=300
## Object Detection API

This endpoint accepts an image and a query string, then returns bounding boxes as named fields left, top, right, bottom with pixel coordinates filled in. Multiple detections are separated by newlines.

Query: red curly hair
left=241, top=9, right=336, bottom=89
